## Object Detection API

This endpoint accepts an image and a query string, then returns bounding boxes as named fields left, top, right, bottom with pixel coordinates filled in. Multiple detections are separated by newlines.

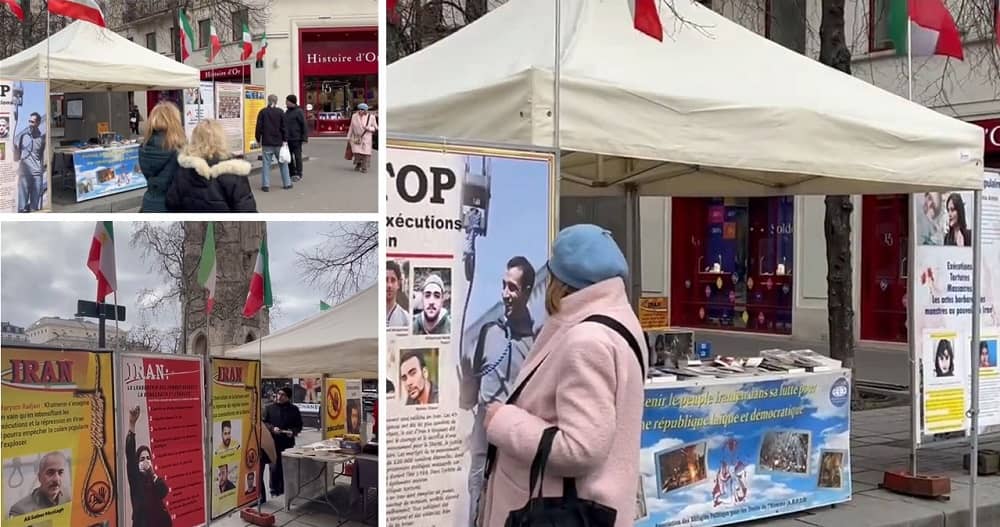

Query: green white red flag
left=48, top=0, right=105, bottom=27
left=256, top=33, right=268, bottom=64
left=242, top=237, right=273, bottom=317
left=888, top=0, right=963, bottom=60
left=207, top=21, right=222, bottom=63
left=241, top=23, right=253, bottom=60
left=178, top=9, right=195, bottom=62
left=197, top=223, right=217, bottom=314
left=2, top=0, right=26, bottom=21
left=87, top=222, right=117, bottom=302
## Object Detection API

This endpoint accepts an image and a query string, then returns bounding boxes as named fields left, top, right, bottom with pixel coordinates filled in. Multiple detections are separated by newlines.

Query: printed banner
left=183, top=82, right=216, bottom=139
left=639, top=296, right=671, bottom=330
left=637, top=371, right=853, bottom=527
left=385, top=139, right=554, bottom=526
left=323, top=378, right=346, bottom=439
left=119, top=354, right=206, bottom=527
left=214, top=83, right=244, bottom=156
left=0, top=79, right=51, bottom=212
left=979, top=171, right=1000, bottom=435
left=72, top=145, right=145, bottom=202
left=242, top=85, right=265, bottom=153
left=345, top=380, right=363, bottom=441
left=1, top=348, right=118, bottom=527
left=209, top=358, right=261, bottom=519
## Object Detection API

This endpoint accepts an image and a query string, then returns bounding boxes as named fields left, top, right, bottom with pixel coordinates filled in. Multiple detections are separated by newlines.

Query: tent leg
left=625, top=184, right=641, bottom=309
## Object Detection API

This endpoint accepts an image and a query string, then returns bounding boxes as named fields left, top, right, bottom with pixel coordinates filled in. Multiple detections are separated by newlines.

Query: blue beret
left=548, top=224, right=628, bottom=290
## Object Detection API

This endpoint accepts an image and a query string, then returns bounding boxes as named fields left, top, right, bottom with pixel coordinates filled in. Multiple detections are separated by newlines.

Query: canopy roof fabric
left=223, top=286, right=377, bottom=378
left=0, top=21, right=200, bottom=92
left=389, top=0, right=984, bottom=196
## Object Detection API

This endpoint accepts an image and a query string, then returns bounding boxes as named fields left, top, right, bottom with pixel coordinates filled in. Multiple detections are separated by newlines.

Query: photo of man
left=387, top=260, right=410, bottom=329
left=217, top=464, right=236, bottom=494
left=126, top=406, right=171, bottom=527
left=14, top=111, right=46, bottom=213
left=400, top=348, right=439, bottom=405
left=6, top=451, right=71, bottom=517
left=245, top=473, right=256, bottom=495
left=214, top=420, right=241, bottom=454
left=0, top=115, right=9, bottom=139
left=346, top=399, right=362, bottom=435
left=818, top=450, right=845, bottom=489
left=412, top=271, right=451, bottom=335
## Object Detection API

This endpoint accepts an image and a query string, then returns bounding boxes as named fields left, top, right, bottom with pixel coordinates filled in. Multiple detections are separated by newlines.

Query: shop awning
left=388, top=0, right=985, bottom=196
left=222, top=286, right=377, bottom=379
left=0, top=21, right=200, bottom=92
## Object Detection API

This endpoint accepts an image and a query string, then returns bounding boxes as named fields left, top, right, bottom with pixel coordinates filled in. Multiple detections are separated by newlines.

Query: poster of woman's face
left=980, top=339, right=998, bottom=369
left=917, top=191, right=973, bottom=247
left=934, top=338, right=955, bottom=377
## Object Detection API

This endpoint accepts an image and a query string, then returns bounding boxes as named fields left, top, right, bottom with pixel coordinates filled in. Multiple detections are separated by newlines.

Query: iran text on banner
left=241, top=23, right=253, bottom=60
left=630, top=0, right=662, bottom=41
left=179, top=9, right=195, bottom=62
left=242, top=237, right=272, bottom=317
left=87, top=221, right=117, bottom=302
left=48, top=0, right=105, bottom=27
left=889, top=0, right=963, bottom=60
left=2, top=0, right=26, bottom=20
left=198, top=223, right=218, bottom=314
left=207, top=21, right=222, bottom=63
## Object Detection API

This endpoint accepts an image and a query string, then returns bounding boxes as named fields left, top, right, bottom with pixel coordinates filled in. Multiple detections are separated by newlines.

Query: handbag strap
left=527, top=427, right=559, bottom=499
left=582, top=314, right=646, bottom=378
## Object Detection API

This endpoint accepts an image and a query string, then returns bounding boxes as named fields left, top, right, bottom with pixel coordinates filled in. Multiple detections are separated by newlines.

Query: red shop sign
left=201, top=65, right=251, bottom=82
left=973, top=119, right=1000, bottom=154
left=299, top=40, right=378, bottom=77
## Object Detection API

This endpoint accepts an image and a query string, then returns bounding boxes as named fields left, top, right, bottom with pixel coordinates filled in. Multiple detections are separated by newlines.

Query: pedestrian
left=166, top=120, right=257, bottom=212
left=348, top=103, right=377, bottom=173
left=479, top=224, right=647, bottom=527
left=263, top=386, right=303, bottom=498
left=129, top=105, right=142, bottom=136
left=284, top=94, right=308, bottom=182
left=138, top=102, right=185, bottom=213
left=254, top=94, right=291, bottom=191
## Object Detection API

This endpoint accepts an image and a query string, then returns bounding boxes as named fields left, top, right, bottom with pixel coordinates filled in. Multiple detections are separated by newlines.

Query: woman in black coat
left=139, top=103, right=185, bottom=213
left=166, top=120, right=257, bottom=212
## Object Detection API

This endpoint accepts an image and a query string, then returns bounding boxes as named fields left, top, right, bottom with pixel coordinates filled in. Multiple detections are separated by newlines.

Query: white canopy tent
left=223, top=286, right=377, bottom=379
left=0, top=20, right=199, bottom=92
left=388, top=0, right=984, bottom=196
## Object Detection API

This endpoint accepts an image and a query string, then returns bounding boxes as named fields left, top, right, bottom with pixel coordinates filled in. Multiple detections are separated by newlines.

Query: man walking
left=13, top=112, right=45, bottom=212
left=262, top=386, right=302, bottom=497
left=284, top=95, right=308, bottom=182
left=254, top=95, right=291, bottom=192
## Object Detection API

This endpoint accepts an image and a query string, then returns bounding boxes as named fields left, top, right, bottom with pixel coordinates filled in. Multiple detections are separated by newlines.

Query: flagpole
left=553, top=0, right=561, bottom=221
left=906, top=16, right=913, bottom=102
left=257, top=309, right=264, bottom=515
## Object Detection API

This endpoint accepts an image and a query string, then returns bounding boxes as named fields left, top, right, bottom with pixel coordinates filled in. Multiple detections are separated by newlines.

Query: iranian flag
left=629, top=0, right=662, bottom=42
left=48, top=0, right=105, bottom=27
left=255, top=33, right=268, bottom=65
left=2, top=0, right=26, bottom=21
left=178, top=9, right=195, bottom=62
left=889, top=0, right=963, bottom=60
left=242, top=237, right=273, bottom=318
left=240, top=22, right=253, bottom=60
left=87, top=222, right=117, bottom=302
left=207, top=21, right=222, bottom=63
left=995, top=0, right=1000, bottom=48
left=198, top=223, right=217, bottom=314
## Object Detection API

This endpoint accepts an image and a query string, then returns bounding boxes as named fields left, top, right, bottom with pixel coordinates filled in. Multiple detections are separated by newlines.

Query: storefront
left=298, top=27, right=377, bottom=137
left=859, top=194, right=909, bottom=343
left=200, top=64, right=252, bottom=84
left=670, top=196, right=795, bottom=335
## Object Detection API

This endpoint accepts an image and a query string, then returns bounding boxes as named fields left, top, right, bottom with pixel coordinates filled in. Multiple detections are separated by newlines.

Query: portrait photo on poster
left=386, top=259, right=412, bottom=331
left=3, top=450, right=73, bottom=519
left=933, top=337, right=957, bottom=378
left=916, top=191, right=974, bottom=247
left=411, top=267, right=452, bottom=336
left=980, top=339, right=998, bottom=369
left=214, top=419, right=243, bottom=455
left=817, top=450, right=847, bottom=489
left=215, top=463, right=238, bottom=494
left=399, top=346, right=440, bottom=406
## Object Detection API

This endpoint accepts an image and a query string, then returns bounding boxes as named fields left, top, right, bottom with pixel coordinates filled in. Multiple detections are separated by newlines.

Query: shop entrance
left=298, top=27, right=377, bottom=137
left=859, top=194, right=909, bottom=343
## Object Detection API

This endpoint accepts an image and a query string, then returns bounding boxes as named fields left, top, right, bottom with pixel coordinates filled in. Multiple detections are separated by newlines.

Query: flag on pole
left=198, top=223, right=218, bottom=314
left=889, top=0, right=963, bottom=60
left=207, top=21, right=222, bottom=63
left=48, top=0, right=105, bottom=27
left=255, top=33, right=268, bottom=67
left=995, top=0, right=1000, bottom=48
left=387, top=0, right=400, bottom=25
left=87, top=222, right=117, bottom=302
left=240, top=23, right=253, bottom=60
left=2, top=0, right=26, bottom=21
left=320, top=301, right=331, bottom=311
left=243, top=238, right=273, bottom=317
left=179, top=9, right=195, bottom=62
left=629, top=0, right=663, bottom=42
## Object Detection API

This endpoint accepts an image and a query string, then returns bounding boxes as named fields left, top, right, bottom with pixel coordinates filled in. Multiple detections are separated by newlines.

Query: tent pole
left=553, top=0, right=561, bottom=223
left=970, top=190, right=982, bottom=527
left=258, top=309, right=265, bottom=514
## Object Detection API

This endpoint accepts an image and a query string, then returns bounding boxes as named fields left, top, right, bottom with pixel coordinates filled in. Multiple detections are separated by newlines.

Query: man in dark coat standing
left=254, top=94, right=290, bottom=191
left=284, top=94, right=308, bottom=182
left=262, top=386, right=302, bottom=497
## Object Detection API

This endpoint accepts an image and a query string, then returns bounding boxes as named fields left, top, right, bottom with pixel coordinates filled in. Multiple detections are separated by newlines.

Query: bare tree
left=126, top=324, right=181, bottom=353
left=131, top=222, right=188, bottom=314
left=296, top=222, right=378, bottom=303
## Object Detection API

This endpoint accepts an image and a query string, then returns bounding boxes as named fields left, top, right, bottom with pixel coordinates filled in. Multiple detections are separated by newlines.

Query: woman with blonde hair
left=166, top=120, right=257, bottom=212
left=138, top=102, right=185, bottom=212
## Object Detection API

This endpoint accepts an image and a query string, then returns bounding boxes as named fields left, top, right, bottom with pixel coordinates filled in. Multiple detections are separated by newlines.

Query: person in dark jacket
left=284, top=94, right=308, bottom=182
left=138, top=102, right=185, bottom=213
left=166, top=120, right=257, bottom=212
left=129, top=105, right=142, bottom=135
left=126, top=406, right=172, bottom=527
left=254, top=94, right=290, bottom=191
left=262, top=386, right=302, bottom=496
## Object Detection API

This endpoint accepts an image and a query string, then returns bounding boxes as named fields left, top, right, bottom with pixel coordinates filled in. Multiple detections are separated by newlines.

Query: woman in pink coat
left=481, top=224, right=648, bottom=527
left=348, top=103, right=377, bottom=173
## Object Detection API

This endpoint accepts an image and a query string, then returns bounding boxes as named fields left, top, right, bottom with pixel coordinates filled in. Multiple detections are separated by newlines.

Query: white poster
left=184, top=81, right=215, bottom=139
left=214, top=82, right=244, bottom=156
left=0, top=79, right=51, bottom=212
left=385, top=140, right=553, bottom=526
left=978, top=171, right=1000, bottom=435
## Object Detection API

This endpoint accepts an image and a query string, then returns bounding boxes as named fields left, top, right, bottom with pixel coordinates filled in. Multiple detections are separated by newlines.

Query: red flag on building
left=630, top=0, right=662, bottom=41
left=2, top=0, right=26, bottom=21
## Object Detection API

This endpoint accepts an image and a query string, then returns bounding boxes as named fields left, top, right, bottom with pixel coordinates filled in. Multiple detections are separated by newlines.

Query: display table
left=282, top=442, right=377, bottom=526
left=636, top=368, right=853, bottom=527
left=55, top=143, right=146, bottom=202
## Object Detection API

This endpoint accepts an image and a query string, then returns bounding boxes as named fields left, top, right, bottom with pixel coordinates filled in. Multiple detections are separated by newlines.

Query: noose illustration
left=243, top=378, right=260, bottom=471
left=74, top=356, right=114, bottom=517
left=6, top=458, right=24, bottom=488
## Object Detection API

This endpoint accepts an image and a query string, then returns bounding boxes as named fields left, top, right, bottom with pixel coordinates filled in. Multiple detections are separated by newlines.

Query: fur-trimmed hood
left=178, top=153, right=252, bottom=179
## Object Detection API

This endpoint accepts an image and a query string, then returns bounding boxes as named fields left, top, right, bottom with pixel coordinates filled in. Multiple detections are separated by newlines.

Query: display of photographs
left=3, top=450, right=73, bottom=519
left=916, top=191, right=974, bottom=247
left=758, top=429, right=811, bottom=475
left=655, top=441, right=708, bottom=497
left=817, top=450, right=846, bottom=489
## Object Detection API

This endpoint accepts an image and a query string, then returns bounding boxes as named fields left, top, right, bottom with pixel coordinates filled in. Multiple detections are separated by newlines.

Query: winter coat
left=348, top=111, right=377, bottom=156
left=255, top=106, right=286, bottom=147
left=263, top=402, right=303, bottom=451
left=284, top=105, right=308, bottom=142
left=138, top=131, right=179, bottom=213
left=166, top=153, right=257, bottom=212
left=482, top=277, right=647, bottom=527
left=126, top=431, right=171, bottom=527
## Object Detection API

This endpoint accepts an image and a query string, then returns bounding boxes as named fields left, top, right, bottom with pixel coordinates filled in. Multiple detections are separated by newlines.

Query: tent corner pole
left=970, top=189, right=982, bottom=527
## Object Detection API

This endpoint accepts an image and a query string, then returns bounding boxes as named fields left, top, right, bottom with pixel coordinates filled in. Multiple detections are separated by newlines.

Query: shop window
left=869, top=0, right=893, bottom=52
left=198, top=19, right=211, bottom=50
left=765, top=0, right=806, bottom=54
left=145, top=31, right=156, bottom=52
left=232, top=9, right=248, bottom=42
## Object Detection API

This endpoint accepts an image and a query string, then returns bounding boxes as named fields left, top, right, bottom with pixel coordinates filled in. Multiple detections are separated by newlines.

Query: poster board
left=72, top=145, right=146, bottom=202
left=977, top=171, right=1000, bottom=436
left=639, top=296, right=671, bottom=329
left=214, top=83, right=244, bottom=156
left=385, top=138, right=555, bottom=526
left=243, top=85, right=265, bottom=153
left=637, top=371, right=853, bottom=527
left=119, top=354, right=206, bottom=527
left=345, top=379, right=363, bottom=441
left=0, top=79, right=52, bottom=212
left=323, top=378, right=347, bottom=440
left=1, top=347, right=118, bottom=527
left=184, top=81, right=215, bottom=139
left=208, top=358, right=261, bottom=519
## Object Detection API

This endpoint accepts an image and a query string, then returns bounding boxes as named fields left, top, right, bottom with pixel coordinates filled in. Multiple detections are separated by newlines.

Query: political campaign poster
left=637, top=371, right=853, bottom=527
left=0, top=79, right=51, bottom=212
left=323, top=378, right=347, bottom=440
left=209, top=358, right=261, bottom=519
left=385, top=139, right=554, bottom=526
left=119, top=354, right=206, bottom=527
left=214, top=83, right=244, bottom=156
left=345, top=380, right=363, bottom=442
left=72, top=145, right=145, bottom=202
left=978, top=171, right=1000, bottom=435
left=1, top=347, right=118, bottom=527
left=183, top=81, right=216, bottom=139
left=242, top=85, right=265, bottom=153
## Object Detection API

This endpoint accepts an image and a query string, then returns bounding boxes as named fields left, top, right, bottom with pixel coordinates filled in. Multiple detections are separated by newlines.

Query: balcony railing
left=123, top=0, right=181, bottom=25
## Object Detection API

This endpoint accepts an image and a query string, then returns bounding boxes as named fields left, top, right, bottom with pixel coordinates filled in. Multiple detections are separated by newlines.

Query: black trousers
left=269, top=446, right=286, bottom=494
left=288, top=141, right=304, bottom=176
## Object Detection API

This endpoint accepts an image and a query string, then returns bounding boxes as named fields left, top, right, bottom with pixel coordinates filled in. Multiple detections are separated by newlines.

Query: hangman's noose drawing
left=74, top=355, right=114, bottom=517
left=6, top=458, right=24, bottom=488
left=243, top=366, right=260, bottom=471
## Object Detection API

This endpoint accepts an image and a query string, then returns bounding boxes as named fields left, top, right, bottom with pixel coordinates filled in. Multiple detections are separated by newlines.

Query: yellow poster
left=0, top=347, right=118, bottom=527
left=243, top=85, right=265, bottom=154
left=323, top=378, right=346, bottom=439
left=639, top=296, right=670, bottom=330
left=210, top=358, right=261, bottom=519
left=344, top=379, right=363, bottom=442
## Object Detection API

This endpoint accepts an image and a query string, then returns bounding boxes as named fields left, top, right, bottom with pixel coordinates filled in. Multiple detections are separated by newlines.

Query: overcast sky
left=1, top=221, right=375, bottom=333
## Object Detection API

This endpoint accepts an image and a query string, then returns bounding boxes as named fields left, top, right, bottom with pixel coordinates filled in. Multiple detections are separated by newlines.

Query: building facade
left=1, top=322, right=29, bottom=346
left=24, top=317, right=128, bottom=349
